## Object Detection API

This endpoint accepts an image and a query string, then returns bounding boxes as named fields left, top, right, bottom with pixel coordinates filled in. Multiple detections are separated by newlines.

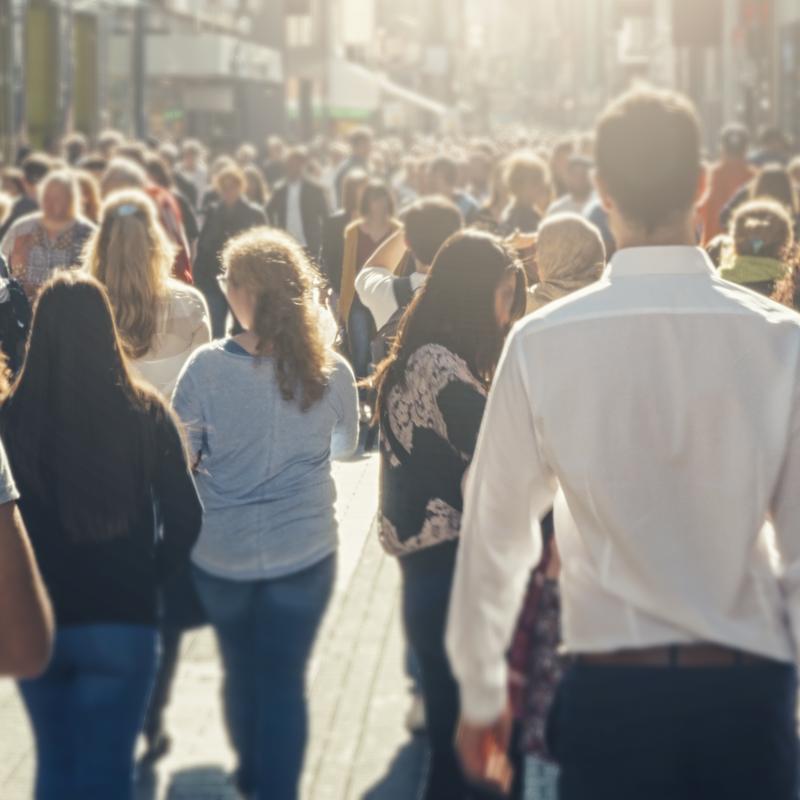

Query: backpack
left=0, top=276, right=32, bottom=374
left=370, top=276, right=417, bottom=366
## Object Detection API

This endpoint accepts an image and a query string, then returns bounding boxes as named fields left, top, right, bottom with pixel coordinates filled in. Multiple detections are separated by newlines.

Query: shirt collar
left=606, top=246, right=715, bottom=279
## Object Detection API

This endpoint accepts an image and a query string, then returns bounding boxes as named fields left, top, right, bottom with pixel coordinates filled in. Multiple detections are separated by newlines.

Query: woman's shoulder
left=165, top=280, right=209, bottom=316
left=328, top=351, right=356, bottom=385
left=405, top=344, right=485, bottom=396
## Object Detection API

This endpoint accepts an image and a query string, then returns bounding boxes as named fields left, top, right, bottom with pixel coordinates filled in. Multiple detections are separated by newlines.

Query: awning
left=378, top=76, right=448, bottom=117
left=327, top=60, right=449, bottom=119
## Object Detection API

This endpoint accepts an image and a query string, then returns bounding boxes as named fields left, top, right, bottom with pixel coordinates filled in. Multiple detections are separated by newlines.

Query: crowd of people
left=1, top=83, right=800, bottom=800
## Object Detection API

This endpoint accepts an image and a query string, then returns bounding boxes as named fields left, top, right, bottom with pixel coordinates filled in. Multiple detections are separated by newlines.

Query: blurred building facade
left=1, top=0, right=798, bottom=160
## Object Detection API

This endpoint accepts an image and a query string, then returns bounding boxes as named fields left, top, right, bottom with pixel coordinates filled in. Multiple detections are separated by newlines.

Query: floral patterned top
left=378, top=343, right=487, bottom=557
left=0, top=213, right=95, bottom=300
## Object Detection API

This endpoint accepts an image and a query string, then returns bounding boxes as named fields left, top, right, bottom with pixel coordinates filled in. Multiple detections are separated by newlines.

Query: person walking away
left=0, top=155, right=51, bottom=242
left=339, top=181, right=400, bottom=398
left=173, top=228, right=358, bottom=800
left=100, top=157, right=193, bottom=284
left=1, top=273, right=201, bottom=800
left=85, top=189, right=211, bottom=759
left=526, top=213, right=606, bottom=313
left=697, top=124, right=754, bottom=245
left=320, top=169, right=369, bottom=303
left=1, top=170, right=95, bottom=301
left=194, top=165, right=266, bottom=338
left=355, top=195, right=463, bottom=334
left=502, top=154, right=551, bottom=236
left=372, top=231, right=527, bottom=800
left=334, top=127, right=373, bottom=209
left=717, top=200, right=795, bottom=300
left=266, top=146, right=329, bottom=260
left=448, top=87, right=800, bottom=800
left=546, top=158, right=594, bottom=218
left=428, top=156, right=480, bottom=225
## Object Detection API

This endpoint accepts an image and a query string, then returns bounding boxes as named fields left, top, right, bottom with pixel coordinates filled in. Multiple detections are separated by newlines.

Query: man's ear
left=693, top=166, right=709, bottom=208
left=593, top=172, right=615, bottom=214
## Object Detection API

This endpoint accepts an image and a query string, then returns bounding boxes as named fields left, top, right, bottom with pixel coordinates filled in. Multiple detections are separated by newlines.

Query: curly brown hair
left=222, top=228, right=331, bottom=410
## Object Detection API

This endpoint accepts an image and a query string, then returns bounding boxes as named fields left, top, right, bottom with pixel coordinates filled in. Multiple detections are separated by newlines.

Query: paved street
left=0, top=454, right=427, bottom=800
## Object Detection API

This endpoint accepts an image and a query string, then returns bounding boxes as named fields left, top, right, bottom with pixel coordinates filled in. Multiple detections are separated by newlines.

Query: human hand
left=455, top=702, right=514, bottom=795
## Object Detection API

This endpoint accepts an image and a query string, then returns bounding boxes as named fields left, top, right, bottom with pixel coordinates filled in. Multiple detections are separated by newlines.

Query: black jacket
left=320, top=209, right=350, bottom=291
left=266, top=179, right=329, bottom=260
left=194, top=198, right=267, bottom=293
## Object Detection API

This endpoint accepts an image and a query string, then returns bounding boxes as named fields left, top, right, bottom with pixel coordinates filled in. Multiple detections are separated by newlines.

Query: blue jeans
left=19, top=624, right=158, bottom=800
left=347, top=298, right=376, bottom=382
left=193, top=555, right=336, bottom=800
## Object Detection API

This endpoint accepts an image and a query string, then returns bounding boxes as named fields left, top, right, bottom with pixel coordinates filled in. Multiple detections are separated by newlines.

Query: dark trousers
left=548, top=660, right=798, bottom=800
left=400, top=544, right=499, bottom=800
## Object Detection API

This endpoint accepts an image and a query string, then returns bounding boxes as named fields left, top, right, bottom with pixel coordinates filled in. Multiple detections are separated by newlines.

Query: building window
left=286, top=14, right=313, bottom=47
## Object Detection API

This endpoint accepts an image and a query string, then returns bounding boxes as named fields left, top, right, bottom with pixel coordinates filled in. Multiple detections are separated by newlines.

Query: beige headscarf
left=527, top=213, right=606, bottom=313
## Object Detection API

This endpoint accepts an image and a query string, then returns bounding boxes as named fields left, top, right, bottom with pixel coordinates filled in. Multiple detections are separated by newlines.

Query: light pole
left=132, top=0, right=147, bottom=139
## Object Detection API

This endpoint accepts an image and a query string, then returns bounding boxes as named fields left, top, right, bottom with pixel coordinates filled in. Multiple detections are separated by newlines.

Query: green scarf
left=719, top=255, right=787, bottom=286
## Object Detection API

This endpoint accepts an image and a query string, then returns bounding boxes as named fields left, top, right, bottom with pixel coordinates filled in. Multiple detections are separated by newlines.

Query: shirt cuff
left=458, top=673, right=508, bottom=726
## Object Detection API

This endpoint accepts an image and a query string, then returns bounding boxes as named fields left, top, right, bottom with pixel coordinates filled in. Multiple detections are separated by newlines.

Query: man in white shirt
left=355, top=196, right=463, bottom=332
left=447, top=88, right=800, bottom=799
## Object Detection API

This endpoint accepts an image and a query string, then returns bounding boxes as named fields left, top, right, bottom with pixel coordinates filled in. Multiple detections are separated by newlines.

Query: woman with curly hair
left=172, top=227, right=359, bottom=800
left=720, top=199, right=797, bottom=303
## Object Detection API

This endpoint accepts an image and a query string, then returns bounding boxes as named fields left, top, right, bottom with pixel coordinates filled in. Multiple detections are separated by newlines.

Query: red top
left=698, top=159, right=754, bottom=244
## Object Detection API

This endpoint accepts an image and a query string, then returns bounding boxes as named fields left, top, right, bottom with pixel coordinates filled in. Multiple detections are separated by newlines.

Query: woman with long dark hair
left=373, top=230, right=527, bottom=800
left=173, top=228, right=358, bottom=799
left=1, top=272, right=201, bottom=800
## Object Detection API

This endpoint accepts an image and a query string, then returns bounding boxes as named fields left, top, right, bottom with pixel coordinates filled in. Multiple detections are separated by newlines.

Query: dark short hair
left=349, top=127, right=373, bottom=148
left=359, top=180, right=394, bottom=218
left=403, top=196, right=463, bottom=265
left=22, top=154, right=52, bottom=186
left=430, top=156, right=458, bottom=187
left=595, top=87, right=702, bottom=231
left=78, top=154, right=108, bottom=174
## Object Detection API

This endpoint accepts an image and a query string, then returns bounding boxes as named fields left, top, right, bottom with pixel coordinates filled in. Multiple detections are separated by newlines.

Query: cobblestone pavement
left=0, top=454, right=427, bottom=800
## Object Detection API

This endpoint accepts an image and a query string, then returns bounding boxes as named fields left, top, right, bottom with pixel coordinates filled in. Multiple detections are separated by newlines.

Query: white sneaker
left=405, top=693, right=426, bottom=735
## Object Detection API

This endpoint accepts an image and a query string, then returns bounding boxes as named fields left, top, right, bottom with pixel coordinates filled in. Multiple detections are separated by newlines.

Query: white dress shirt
left=446, top=245, right=800, bottom=725
left=285, top=181, right=306, bottom=247
left=355, top=266, right=426, bottom=330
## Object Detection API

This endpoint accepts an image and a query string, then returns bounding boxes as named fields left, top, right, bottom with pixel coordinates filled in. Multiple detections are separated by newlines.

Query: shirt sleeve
left=328, top=355, right=359, bottom=460
left=769, top=356, right=800, bottom=662
left=0, top=437, right=19, bottom=506
left=355, top=266, right=398, bottom=331
left=171, top=359, right=206, bottom=461
left=445, top=331, right=558, bottom=725
left=152, top=408, right=203, bottom=581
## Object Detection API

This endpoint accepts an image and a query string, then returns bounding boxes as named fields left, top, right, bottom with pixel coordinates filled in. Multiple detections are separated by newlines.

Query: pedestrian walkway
left=0, top=454, right=426, bottom=800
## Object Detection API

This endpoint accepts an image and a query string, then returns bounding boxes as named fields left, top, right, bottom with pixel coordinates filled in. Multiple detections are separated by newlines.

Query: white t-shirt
left=355, top=266, right=427, bottom=330
left=286, top=182, right=307, bottom=247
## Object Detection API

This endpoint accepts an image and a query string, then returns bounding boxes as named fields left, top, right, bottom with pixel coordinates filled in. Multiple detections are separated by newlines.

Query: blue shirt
left=172, top=339, right=359, bottom=581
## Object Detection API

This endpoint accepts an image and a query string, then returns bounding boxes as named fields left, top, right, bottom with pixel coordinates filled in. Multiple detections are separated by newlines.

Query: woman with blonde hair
left=0, top=169, right=95, bottom=301
left=85, top=190, right=210, bottom=760
left=85, top=189, right=210, bottom=397
left=173, top=228, right=358, bottom=799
